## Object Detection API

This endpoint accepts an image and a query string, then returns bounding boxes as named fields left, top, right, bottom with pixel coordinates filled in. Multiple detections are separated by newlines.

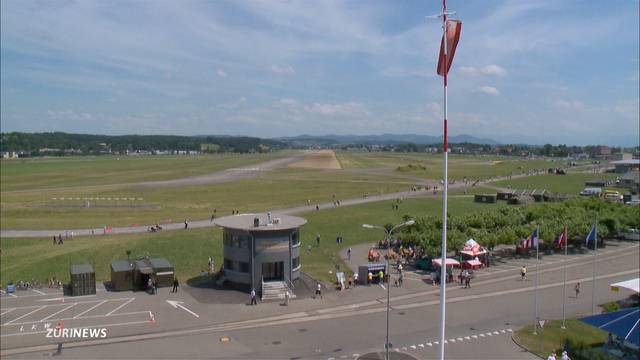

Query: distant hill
left=278, top=133, right=499, bottom=145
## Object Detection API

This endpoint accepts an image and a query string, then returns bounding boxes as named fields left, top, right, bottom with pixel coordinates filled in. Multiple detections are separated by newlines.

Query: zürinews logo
left=45, top=326, right=108, bottom=339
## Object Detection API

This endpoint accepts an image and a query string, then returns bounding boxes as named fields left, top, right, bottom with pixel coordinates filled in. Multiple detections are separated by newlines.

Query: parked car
left=625, top=199, right=640, bottom=206
left=618, top=229, right=640, bottom=241
left=580, top=187, right=602, bottom=197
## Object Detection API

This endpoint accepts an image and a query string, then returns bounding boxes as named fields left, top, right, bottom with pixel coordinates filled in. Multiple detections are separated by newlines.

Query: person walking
left=171, top=278, right=179, bottom=293
left=250, top=288, right=257, bottom=305
left=560, top=351, right=570, bottom=360
left=153, top=279, right=158, bottom=295
left=184, top=220, right=188, bottom=229
left=378, top=270, right=384, bottom=284
left=316, top=234, right=321, bottom=247
left=208, top=257, right=212, bottom=275
left=574, top=282, right=580, bottom=298
left=367, top=271, right=373, bottom=285
left=521, top=266, right=527, bottom=281
left=398, top=272, right=404, bottom=287
left=347, top=247, right=352, bottom=261
left=284, top=290, right=290, bottom=306
left=547, top=353, right=556, bottom=360
left=315, top=282, right=322, bottom=299
left=465, top=273, right=471, bottom=288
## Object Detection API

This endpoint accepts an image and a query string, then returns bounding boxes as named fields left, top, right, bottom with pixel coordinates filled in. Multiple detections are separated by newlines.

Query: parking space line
left=3, top=311, right=150, bottom=327
left=0, top=290, right=18, bottom=298
left=106, top=298, right=135, bottom=316
left=31, top=289, right=46, bottom=295
left=40, top=304, right=76, bottom=322
left=1, top=297, right=134, bottom=311
left=73, top=300, right=107, bottom=318
left=4, top=306, right=47, bottom=325
left=1, top=308, right=16, bottom=316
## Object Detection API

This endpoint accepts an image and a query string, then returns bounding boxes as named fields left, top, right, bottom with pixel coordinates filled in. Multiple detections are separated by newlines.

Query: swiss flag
left=437, top=19, right=462, bottom=76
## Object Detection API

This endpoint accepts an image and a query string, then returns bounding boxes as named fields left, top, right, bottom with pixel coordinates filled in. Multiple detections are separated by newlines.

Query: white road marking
left=352, top=354, right=359, bottom=358
left=464, top=336, right=471, bottom=340
left=1, top=308, right=16, bottom=316
left=418, top=344, right=424, bottom=348
left=0, top=290, right=18, bottom=298
left=4, top=306, right=46, bottom=325
left=433, top=341, right=439, bottom=345
left=427, top=342, right=432, bottom=346
left=380, top=284, right=386, bottom=290
left=31, top=289, right=46, bottom=295
left=457, top=337, right=463, bottom=341
left=493, top=331, right=500, bottom=335
left=40, top=304, right=76, bottom=321
left=410, top=345, right=416, bottom=349
left=449, top=338, right=456, bottom=342
left=37, top=295, right=96, bottom=302
left=73, top=300, right=107, bottom=319
left=472, top=335, right=478, bottom=339
left=166, top=300, right=199, bottom=318
left=479, top=334, right=485, bottom=337
left=4, top=311, right=150, bottom=327
left=106, top=298, right=135, bottom=316
left=507, top=328, right=513, bottom=332
left=500, top=330, right=506, bottom=333
left=486, top=332, right=493, bottom=336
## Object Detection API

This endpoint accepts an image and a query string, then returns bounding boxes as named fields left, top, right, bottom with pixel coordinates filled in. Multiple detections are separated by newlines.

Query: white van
left=579, top=187, right=602, bottom=197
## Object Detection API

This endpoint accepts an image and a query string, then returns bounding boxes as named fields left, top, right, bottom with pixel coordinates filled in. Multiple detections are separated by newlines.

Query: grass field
left=0, top=195, right=504, bottom=285
left=0, top=152, right=289, bottom=191
left=514, top=319, right=608, bottom=358
left=0, top=169, right=418, bottom=230
left=492, top=173, right=621, bottom=195
left=336, top=151, right=561, bottom=180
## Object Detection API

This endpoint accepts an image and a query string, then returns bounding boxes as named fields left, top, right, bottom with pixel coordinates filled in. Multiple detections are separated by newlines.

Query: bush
left=601, top=301, right=620, bottom=313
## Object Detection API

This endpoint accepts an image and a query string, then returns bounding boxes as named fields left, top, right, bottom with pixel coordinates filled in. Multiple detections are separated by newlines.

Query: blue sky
left=1, top=0, right=638, bottom=145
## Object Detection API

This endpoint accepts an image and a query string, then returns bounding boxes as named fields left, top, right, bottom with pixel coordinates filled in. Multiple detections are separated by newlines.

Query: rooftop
left=213, top=213, right=307, bottom=231
left=70, top=264, right=94, bottom=274
left=611, top=159, right=640, bottom=165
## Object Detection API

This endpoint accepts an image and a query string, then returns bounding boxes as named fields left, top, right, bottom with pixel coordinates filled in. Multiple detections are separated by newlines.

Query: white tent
left=610, top=278, right=640, bottom=293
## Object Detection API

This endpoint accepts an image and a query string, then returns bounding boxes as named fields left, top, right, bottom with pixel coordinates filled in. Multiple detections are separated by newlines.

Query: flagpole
left=591, top=217, right=598, bottom=315
left=533, top=225, right=539, bottom=335
left=438, top=0, right=449, bottom=358
left=561, top=225, right=567, bottom=329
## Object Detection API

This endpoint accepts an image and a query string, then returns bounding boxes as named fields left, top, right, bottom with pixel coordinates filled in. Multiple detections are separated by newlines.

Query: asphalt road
left=2, top=241, right=637, bottom=359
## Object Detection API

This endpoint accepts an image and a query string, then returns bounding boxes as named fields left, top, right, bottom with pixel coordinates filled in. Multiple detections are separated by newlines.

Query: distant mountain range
left=277, top=133, right=500, bottom=145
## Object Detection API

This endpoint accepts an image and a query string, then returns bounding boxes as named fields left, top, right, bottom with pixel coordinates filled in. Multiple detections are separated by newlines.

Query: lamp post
left=362, top=219, right=415, bottom=360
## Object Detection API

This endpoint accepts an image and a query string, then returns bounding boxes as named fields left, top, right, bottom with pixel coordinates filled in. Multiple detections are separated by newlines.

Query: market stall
left=463, top=259, right=483, bottom=270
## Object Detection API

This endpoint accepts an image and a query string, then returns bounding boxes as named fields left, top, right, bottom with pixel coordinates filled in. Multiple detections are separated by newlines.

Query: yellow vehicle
left=604, top=190, right=623, bottom=201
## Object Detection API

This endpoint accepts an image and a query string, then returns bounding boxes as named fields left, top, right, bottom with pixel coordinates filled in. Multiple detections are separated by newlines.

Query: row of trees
left=0, top=132, right=284, bottom=154
left=395, top=197, right=639, bottom=257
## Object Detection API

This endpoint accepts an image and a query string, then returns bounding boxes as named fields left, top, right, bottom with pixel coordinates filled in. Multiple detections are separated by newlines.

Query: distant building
left=618, top=170, right=640, bottom=192
left=611, top=159, right=640, bottom=173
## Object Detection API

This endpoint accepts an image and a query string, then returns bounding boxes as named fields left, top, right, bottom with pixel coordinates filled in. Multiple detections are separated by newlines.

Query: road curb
left=511, top=331, right=544, bottom=360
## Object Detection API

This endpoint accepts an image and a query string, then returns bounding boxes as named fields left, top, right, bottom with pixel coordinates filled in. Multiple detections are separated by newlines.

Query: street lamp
left=362, top=219, right=415, bottom=360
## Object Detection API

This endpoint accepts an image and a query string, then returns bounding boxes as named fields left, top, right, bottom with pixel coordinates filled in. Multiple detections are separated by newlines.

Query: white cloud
left=279, top=98, right=298, bottom=106
left=555, top=100, right=585, bottom=109
left=307, top=102, right=369, bottom=116
left=217, top=69, right=228, bottom=78
left=614, top=100, right=640, bottom=119
left=477, top=86, right=500, bottom=96
left=459, top=64, right=507, bottom=76
left=271, top=64, right=296, bottom=75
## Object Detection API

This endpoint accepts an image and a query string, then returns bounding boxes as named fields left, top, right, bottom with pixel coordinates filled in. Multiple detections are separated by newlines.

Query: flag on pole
left=437, top=19, right=462, bottom=76
left=522, top=227, right=539, bottom=249
left=585, top=224, right=597, bottom=246
left=555, top=226, right=568, bottom=249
